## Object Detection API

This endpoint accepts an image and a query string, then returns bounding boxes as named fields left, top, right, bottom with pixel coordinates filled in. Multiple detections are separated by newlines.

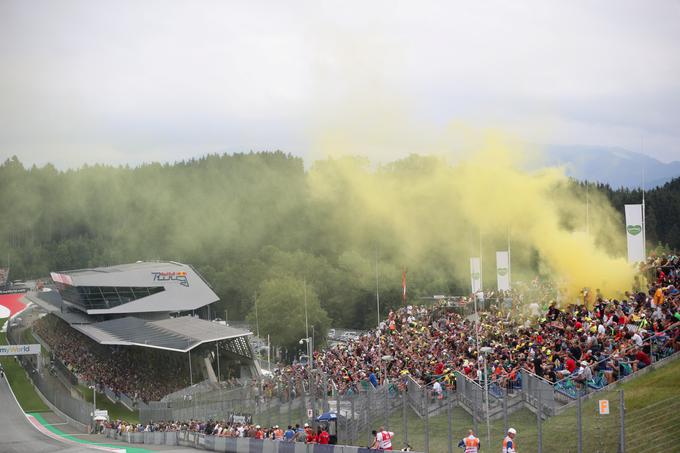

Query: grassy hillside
left=0, top=320, right=50, bottom=412
left=383, top=357, right=680, bottom=453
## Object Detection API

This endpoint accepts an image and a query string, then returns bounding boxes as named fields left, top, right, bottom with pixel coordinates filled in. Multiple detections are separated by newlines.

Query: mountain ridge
left=535, top=145, right=680, bottom=189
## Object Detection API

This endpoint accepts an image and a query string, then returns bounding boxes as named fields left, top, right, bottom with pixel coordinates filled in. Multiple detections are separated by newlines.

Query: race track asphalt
left=0, top=377, right=103, bottom=453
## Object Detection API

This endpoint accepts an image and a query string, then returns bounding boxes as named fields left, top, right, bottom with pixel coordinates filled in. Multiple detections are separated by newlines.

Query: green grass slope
left=388, top=357, right=680, bottom=453
left=0, top=319, right=50, bottom=412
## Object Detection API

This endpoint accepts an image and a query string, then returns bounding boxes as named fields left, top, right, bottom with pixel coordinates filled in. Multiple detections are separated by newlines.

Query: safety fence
left=137, top=354, right=680, bottom=453
left=5, top=317, right=93, bottom=427
left=103, top=428, right=424, bottom=453
left=32, top=365, right=93, bottom=426
left=9, top=300, right=678, bottom=452
left=552, top=325, right=678, bottom=403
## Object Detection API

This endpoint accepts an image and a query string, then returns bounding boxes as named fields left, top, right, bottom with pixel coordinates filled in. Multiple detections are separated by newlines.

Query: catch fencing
left=8, top=304, right=679, bottom=452
left=103, top=427, right=425, bottom=453
left=138, top=354, right=680, bottom=453
left=6, top=319, right=93, bottom=427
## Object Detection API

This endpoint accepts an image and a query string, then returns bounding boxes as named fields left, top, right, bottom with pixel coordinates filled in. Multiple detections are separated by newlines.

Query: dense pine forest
left=1, top=152, right=678, bottom=349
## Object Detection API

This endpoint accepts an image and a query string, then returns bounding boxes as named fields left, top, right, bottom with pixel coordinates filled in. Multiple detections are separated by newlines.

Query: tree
left=247, top=276, right=330, bottom=360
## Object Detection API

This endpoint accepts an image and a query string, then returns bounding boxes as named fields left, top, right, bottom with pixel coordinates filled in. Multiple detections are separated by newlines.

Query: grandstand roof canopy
left=50, top=261, right=219, bottom=315
left=70, top=315, right=251, bottom=353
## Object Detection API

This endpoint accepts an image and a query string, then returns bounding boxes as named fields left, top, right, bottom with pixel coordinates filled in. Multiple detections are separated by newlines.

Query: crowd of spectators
left=0, top=267, right=9, bottom=287
left=33, top=314, right=191, bottom=401
left=86, top=254, right=680, bottom=452
left=104, top=418, right=332, bottom=444
left=262, top=254, right=680, bottom=397
left=32, top=253, right=680, bottom=405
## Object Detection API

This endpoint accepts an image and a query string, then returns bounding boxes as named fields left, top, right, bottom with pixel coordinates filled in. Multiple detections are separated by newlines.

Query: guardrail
left=103, top=428, right=424, bottom=452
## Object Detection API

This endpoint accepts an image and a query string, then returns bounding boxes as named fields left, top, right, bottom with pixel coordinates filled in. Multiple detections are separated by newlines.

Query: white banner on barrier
left=496, top=251, right=510, bottom=291
left=470, top=257, right=481, bottom=294
left=0, top=344, right=41, bottom=356
left=625, top=204, right=645, bottom=263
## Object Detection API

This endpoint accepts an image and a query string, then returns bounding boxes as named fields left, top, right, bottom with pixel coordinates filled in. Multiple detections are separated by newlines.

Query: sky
left=1, top=0, right=679, bottom=168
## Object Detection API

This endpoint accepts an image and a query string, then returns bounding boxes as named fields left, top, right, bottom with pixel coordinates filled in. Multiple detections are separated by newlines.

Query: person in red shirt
left=635, top=349, right=651, bottom=369
left=318, top=427, right=330, bottom=444
left=305, top=426, right=317, bottom=443
left=255, top=425, right=264, bottom=439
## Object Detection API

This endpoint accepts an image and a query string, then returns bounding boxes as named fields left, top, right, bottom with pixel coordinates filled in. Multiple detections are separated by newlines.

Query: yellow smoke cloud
left=304, top=27, right=634, bottom=304
left=307, top=135, right=635, bottom=303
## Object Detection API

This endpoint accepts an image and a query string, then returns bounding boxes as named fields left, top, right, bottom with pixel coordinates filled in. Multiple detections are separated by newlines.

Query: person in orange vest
left=376, top=426, right=394, bottom=450
left=254, top=425, right=264, bottom=440
left=457, top=429, right=480, bottom=453
left=273, top=425, right=284, bottom=440
left=502, top=428, right=517, bottom=453
left=318, top=426, right=331, bottom=444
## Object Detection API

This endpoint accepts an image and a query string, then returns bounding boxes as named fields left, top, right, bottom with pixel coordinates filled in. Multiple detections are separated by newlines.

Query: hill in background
left=537, top=145, right=680, bottom=189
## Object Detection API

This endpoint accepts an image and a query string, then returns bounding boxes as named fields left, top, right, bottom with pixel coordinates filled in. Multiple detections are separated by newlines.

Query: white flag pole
left=642, top=162, right=646, bottom=259
left=586, top=182, right=590, bottom=237
left=479, top=229, right=483, bottom=294
left=375, top=246, right=380, bottom=326
left=507, top=227, right=512, bottom=286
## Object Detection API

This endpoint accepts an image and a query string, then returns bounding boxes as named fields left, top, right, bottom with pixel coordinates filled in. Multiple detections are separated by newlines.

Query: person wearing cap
left=457, top=429, right=480, bottom=452
left=254, top=425, right=264, bottom=440
left=305, top=424, right=317, bottom=443
left=574, top=360, right=592, bottom=383
left=502, top=428, right=517, bottom=453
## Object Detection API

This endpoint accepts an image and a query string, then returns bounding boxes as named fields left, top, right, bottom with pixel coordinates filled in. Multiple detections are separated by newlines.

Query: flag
left=470, top=257, right=481, bottom=293
left=624, top=204, right=645, bottom=263
left=402, top=270, right=407, bottom=304
left=496, top=251, right=510, bottom=291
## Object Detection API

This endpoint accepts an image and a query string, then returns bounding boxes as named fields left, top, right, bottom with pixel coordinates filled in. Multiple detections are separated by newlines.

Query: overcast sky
left=1, top=0, right=679, bottom=168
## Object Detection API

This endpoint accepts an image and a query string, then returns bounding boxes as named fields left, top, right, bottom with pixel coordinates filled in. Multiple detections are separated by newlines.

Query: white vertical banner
left=470, top=257, right=481, bottom=294
left=624, top=204, right=645, bottom=263
left=496, top=251, right=510, bottom=291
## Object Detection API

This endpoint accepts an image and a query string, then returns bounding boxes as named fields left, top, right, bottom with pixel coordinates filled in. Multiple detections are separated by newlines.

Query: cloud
left=0, top=0, right=679, bottom=168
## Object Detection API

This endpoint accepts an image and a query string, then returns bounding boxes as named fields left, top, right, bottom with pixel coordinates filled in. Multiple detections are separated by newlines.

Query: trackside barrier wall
left=103, top=429, right=424, bottom=453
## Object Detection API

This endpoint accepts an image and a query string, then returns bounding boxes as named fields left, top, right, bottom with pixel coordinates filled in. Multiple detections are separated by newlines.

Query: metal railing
left=103, top=427, right=426, bottom=453
left=552, top=323, right=680, bottom=402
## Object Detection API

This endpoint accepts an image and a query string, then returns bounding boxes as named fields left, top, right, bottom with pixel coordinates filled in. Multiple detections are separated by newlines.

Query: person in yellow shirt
left=653, top=286, right=664, bottom=307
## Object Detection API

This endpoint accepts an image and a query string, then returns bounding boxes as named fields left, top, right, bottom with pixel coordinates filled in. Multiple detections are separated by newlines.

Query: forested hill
left=586, top=178, right=680, bottom=252
left=1, top=152, right=679, bottom=343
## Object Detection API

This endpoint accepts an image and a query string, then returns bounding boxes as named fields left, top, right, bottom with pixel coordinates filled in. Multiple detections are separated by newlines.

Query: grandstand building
left=30, top=261, right=257, bottom=401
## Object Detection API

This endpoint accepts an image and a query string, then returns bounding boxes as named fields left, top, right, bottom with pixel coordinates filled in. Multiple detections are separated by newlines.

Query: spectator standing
left=305, top=424, right=317, bottom=443
left=283, top=425, right=295, bottom=442
left=318, top=427, right=330, bottom=444
left=369, top=430, right=379, bottom=449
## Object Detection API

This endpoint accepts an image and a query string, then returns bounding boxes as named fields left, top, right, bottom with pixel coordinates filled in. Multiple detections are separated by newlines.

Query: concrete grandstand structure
left=30, top=261, right=258, bottom=402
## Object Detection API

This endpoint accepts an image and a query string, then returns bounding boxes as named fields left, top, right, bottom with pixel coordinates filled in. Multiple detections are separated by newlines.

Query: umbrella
left=316, top=411, right=337, bottom=422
